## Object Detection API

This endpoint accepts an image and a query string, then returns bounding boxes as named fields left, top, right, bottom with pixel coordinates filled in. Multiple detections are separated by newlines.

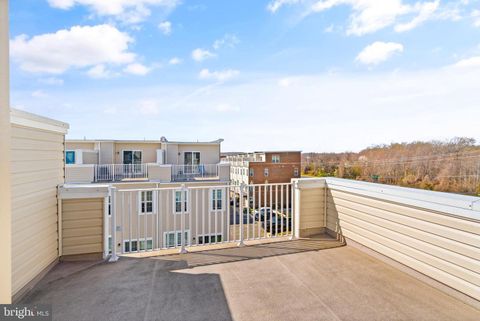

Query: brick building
left=226, top=151, right=301, bottom=185
left=225, top=151, right=301, bottom=209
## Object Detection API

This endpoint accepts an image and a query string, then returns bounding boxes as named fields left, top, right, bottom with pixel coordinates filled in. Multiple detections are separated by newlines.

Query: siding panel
left=326, top=186, right=480, bottom=301
left=10, top=124, right=64, bottom=296
left=62, top=198, right=104, bottom=256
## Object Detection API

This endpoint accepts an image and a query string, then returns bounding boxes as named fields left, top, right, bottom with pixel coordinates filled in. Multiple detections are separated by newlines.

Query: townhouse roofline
left=10, top=108, right=69, bottom=134
left=66, top=138, right=224, bottom=145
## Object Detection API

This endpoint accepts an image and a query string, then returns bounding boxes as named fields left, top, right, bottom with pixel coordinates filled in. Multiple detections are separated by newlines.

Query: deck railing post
left=238, top=183, right=245, bottom=247
left=179, top=184, right=188, bottom=254
left=109, top=186, right=119, bottom=262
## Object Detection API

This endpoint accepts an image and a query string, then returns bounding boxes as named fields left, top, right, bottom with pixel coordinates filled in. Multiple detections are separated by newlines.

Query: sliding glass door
left=184, top=152, right=200, bottom=174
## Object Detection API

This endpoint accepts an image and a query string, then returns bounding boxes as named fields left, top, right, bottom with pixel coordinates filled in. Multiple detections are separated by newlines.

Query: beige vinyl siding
left=112, top=182, right=229, bottom=251
left=115, top=143, right=161, bottom=164
left=62, top=198, right=104, bottom=256
left=10, top=124, right=64, bottom=296
left=65, top=165, right=94, bottom=183
left=298, top=187, right=325, bottom=237
left=65, top=142, right=95, bottom=150
left=326, top=187, right=480, bottom=301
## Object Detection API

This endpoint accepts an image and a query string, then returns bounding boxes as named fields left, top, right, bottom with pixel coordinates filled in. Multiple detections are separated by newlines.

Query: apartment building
left=65, top=138, right=229, bottom=184
left=62, top=137, right=231, bottom=256
left=226, top=151, right=301, bottom=185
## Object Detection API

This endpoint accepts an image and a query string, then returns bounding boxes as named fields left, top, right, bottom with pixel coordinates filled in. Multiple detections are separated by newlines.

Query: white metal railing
left=94, top=164, right=148, bottom=182
left=171, top=164, right=218, bottom=181
left=108, top=183, right=294, bottom=258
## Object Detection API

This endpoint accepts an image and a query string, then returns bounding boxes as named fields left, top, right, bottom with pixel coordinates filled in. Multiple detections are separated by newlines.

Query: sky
left=9, top=0, right=480, bottom=152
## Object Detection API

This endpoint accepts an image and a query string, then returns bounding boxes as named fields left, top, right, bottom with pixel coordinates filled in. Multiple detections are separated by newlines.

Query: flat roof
left=66, top=138, right=223, bottom=145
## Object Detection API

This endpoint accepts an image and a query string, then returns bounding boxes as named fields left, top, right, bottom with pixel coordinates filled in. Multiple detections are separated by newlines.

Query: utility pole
left=0, top=0, right=12, bottom=304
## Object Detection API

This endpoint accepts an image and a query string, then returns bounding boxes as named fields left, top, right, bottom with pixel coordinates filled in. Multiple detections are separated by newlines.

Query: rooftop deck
left=21, top=237, right=479, bottom=321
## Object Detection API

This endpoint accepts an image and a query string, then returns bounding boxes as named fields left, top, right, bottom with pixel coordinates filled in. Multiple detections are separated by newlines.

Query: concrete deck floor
left=21, top=237, right=480, bottom=321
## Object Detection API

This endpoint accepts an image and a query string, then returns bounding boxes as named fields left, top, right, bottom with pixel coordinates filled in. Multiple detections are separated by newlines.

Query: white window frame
left=173, top=189, right=189, bottom=214
left=210, top=188, right=224, bottom=211
left=163, top=230, right=190, bottom=248
left=108, top=196, right=112, bottom=217
left=123, top=238, right=153, bottom=253
left=138, top=191, right=155, bottom=215
left=249, top=168, right=254, bottom=177
left=122, top=149, right=143, bottom=165
left=184, top=151, right=201, bottom=165
left=264, top=168, right=269, bottom=177
left=272, top=155, right=280, bottom=163
left=197, top=233, right=223, bottom=245
left=294, top=167, right=299, bottom=177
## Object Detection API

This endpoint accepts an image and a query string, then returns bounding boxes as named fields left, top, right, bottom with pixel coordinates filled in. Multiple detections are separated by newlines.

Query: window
left=210, top=188, right=223, bottom=210
left=164, top=231, right=190, bottom=248
left=294, top=168, right=299, bottom=177
left=65, top=151, right=75, bottom=164
left=139, top=191, right=154, bottom=214
left=124, top=239, right=153, bottom=252
left=123, top=150, right=142, bottom=165
left=108, top=235, right=112, bottom=254
left=198, top=234, right=223, bottom=244
left=272, top=155, right=280, bottom=163
left=174, top=190, right=188, bottom=213
left=184, top=151, right=200, bottom=167
left=264, top=168, right=269, bottom=177
left=108, top=196, right=111, bottom=216
left=249, top=168, right=254, bottom=177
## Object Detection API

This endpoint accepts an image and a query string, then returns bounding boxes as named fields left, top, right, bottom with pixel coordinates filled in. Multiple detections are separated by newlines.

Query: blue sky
left=9, top=0, right=480, bottom=152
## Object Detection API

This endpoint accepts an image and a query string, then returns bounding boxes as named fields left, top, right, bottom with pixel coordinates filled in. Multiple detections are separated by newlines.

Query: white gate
left=108, top=183, right=294, bottom=258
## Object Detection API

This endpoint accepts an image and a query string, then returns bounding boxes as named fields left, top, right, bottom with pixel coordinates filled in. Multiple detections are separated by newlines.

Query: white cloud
left=198, top=69, right=240, bottom=82
left=38, top=77, right=64, bottom=85
left=31, top=90, right=48, bottom=98
left=267, top=0, right=301, bottom=13
left=47, top=0, right=180, bottom=24
left=215, top=104, right=240, bottom=113
left=138, top=99, right=161, bottom=115
left=213, top=34, right=240, bottom=50
left=11, top=24, right=135, bottom=74
left=453, top=56, right=480, bottom=68
left=168, top=57, right=182, bottom=65
left=395, top=0, right=440, bottom=32
left=356, top=41, right=404, bottom=65
left=472, top=9, right=480, bottom=27
left=191, top=48, right=216, bottom=62
left=87, top=64, right=113, bottom=78
left=270, top=0, right=446, bottom=36
left=123, top=63, right=151, bottom=75
left=158, top=21, right=172, bottom=35
left=278, top=77, right=298, bottom=87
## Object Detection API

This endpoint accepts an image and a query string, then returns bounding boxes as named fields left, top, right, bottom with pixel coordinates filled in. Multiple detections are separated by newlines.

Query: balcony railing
left=94, top=164, right=148, bottom=182
left=172, top=164, right=218, bottom=181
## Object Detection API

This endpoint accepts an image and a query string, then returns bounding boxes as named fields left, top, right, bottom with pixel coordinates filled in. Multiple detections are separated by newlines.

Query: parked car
left=254, top=207, right=273, bottom=221
left=262, top=214, right=292, bottom=233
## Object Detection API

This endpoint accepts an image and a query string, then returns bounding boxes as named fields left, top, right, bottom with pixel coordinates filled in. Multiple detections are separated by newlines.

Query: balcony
left=65, top=163, right=230, bottom=183
left=171, top=164, right=219, bottom=181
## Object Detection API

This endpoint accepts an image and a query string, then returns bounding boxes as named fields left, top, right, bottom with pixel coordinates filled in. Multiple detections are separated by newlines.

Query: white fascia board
left=10, top=108, right=69, bottom=134
left=58, top=184, right=109, bottom=199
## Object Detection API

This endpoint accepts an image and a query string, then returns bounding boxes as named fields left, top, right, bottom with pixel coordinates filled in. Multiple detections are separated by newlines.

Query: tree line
left=302, top=137, right=480, bottom=195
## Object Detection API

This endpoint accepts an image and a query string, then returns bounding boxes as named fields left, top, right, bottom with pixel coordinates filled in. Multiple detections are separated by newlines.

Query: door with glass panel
left=184, top=152, right=200, bottom=174
left=123, top=150, right=142, bottom=176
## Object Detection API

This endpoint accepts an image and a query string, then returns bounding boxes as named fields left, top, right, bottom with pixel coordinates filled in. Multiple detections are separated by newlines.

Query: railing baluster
left=281, top=184, right=284, bottom=236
